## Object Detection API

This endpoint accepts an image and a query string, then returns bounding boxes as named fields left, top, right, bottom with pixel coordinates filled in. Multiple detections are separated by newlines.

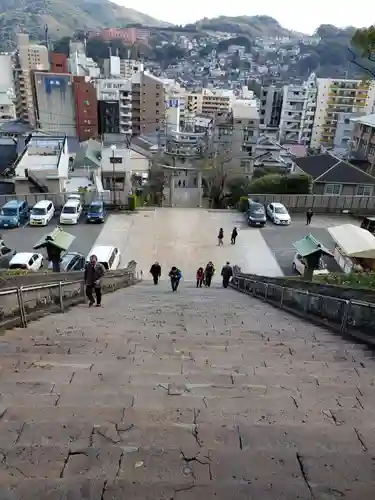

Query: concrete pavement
left=90, top=208, right=283, bottom=279
left=0, top=281, right=375, bottom=498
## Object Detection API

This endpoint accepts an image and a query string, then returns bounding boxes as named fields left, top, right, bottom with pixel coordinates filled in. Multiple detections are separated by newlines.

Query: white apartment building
left=103, top=56, right=144, bottom=79
left=310, top=78, right=375, bottom=148
left=95, top=78, right=132, bottom=135
left=12, top=34, right=49, bottom=125
left=69, top=41, right=100, bottom=78
left=279, top=73, right=317, bottom=144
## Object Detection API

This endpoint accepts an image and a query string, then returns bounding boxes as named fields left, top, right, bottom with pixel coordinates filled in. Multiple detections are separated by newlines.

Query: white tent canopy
left=328, top=224, right=375, bottom=259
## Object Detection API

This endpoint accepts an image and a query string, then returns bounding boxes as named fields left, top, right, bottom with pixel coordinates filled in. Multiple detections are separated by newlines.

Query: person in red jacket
left=196, top=267, right=204, bottom=288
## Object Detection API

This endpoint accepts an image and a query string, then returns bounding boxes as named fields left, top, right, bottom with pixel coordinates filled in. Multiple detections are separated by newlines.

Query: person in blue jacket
left=169, top=266, right=182, bottom=291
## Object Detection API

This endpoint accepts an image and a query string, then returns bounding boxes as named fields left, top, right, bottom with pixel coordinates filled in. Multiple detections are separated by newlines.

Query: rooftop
left=232, top=99, right=259, bottom=120
left=351, top=113, right=375, bottom=128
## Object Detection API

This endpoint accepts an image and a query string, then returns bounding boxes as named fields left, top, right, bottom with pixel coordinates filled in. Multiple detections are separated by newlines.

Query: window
left=356, top=185, right=373, bottom=196
left=324, top=184, right=342, bottom=195
left=344, top=118, right=350, bottom=125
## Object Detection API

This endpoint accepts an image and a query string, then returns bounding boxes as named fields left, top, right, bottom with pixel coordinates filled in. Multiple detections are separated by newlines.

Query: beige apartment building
left=131, top=71, right=165, bottom=136
left=13, top=33, right=49, bottom=125
left=311, top=78, right=375, bottom=148
left=186, top=89, right=234, bottom=116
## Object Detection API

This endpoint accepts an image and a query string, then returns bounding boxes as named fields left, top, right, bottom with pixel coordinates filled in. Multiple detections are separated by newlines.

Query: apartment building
left=186, top=89, right=234, bottom=116
left=215, top=99, right=260, bottom=175
left=73, top=76, right=98, bottom=142
left=0, top=54, right=16, bottom=124
left=33, top=72, right=76, bottom=136
left=259, top=84, right=283, bottom=127
left=13, top=34, right=49, bottom=125
left=279, top=73, right=317, bottom=144
left=131, top=72, right=165, bottom=136
left=50, top=53, right=69, bottom=74
left=311, top=78, right=375, bottom=148
left=103, top=56, right=144, bottom=79
left=351, top=113, right=375, bottom=174
left=96, top=78, right=132, bottom=136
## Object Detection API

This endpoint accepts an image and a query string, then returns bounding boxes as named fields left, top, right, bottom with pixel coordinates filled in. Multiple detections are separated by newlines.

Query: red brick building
left=50, top=53, right=69, bottom=73
left=72, top=77, right=98, bottom=141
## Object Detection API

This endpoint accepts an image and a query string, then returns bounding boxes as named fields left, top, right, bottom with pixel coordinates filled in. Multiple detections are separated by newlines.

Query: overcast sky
left=117, top=1, right=372, bottom=34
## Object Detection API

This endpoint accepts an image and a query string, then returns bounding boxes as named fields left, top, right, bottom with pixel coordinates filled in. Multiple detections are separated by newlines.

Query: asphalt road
left=260, top=214, right=353, bottom=275
left=1, top=216, right=104, bottom=259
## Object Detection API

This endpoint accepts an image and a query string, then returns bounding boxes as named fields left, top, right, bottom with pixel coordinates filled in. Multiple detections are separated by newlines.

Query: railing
left=230, top=275, right=375, bottom=344
left=0, top=265, right=139, bottom=330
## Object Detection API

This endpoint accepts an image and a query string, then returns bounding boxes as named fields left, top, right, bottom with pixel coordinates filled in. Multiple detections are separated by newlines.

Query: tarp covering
left=33, top=226, right=75, bottom=251
left=328, top=224, right=375, bottom=259
left=293, top=234, right=332, bottom=257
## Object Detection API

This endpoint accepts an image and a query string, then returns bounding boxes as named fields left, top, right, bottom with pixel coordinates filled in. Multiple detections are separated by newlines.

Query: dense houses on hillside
left=1, top=30, right=375, bottom=200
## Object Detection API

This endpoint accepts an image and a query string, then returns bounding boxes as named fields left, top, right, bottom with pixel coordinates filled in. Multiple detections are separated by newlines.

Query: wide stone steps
left=0, top=283, right=375, bottom=498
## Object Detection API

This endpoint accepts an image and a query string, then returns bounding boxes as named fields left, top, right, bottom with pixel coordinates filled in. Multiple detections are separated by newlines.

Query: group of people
left=218, top=227, right=238, bottom=246
left=149, top=260, right=233, bottom=291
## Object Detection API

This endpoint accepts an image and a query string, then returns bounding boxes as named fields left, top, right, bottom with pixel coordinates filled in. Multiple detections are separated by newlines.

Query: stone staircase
left=0, top=281, right=375, bottom=499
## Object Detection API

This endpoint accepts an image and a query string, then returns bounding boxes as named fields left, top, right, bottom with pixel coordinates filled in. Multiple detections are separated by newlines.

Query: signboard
left=110, top=157, right=123, bottom=164
left=168, top=99, right=179, bottom=108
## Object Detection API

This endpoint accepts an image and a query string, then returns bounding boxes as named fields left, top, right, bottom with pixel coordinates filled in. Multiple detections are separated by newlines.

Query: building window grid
left=324, top=184, right=342, bottom=195
left=356, top=185, right=373, bottom=197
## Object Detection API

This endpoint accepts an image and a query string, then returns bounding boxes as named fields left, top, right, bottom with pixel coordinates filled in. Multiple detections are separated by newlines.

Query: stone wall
left=231, top=275, right=375, bottom=345
left=0, top=262, right=138, bottom=331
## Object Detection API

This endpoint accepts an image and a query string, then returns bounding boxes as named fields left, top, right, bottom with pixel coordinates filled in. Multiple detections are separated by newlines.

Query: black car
left=0, top=245, right=16, bottom=269
left=48, top=251, right=85, bottom=272
left=245, top=201, right=267, bottom=227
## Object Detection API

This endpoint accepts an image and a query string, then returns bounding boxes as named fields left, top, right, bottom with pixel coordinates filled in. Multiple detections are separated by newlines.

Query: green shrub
left=238, top=196, right=249, bottom=212
left=248, top=173, right=311, bottom=195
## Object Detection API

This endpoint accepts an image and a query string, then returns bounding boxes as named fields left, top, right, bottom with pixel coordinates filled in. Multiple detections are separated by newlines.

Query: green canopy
left=293, top=234, right=332, bottom=258
left=33, top=226, right=75, bottom=251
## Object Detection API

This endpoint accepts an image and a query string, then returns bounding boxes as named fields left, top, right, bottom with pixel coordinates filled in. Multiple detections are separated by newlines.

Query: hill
left=296, top=24, right=375, bottom=78
left=0, top=0, right=165, bottom=48
left=189, top=15, right=297, bottom=37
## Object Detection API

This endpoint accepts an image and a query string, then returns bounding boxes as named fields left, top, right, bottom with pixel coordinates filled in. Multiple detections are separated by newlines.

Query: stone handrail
left=230, top=272, right=375, bottom=345
left=0, top=261, right=139, bottom=331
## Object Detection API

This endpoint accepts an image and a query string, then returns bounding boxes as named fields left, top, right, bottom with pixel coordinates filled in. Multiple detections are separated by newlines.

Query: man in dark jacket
left=84, top=254, right=105, bottom=307
left=150, top=261, right=161, bottom=284
left=231, top=227, right=238, bottom=245
left=204, top=261, right=215, bottom=287
left=221, top=261, right=233, bottom=288
left=169, top=266, right=182, bottom=291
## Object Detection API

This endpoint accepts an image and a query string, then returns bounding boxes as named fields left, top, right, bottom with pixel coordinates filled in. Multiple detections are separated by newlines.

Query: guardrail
left=0, top=265, right=140, bottom=331
left=230, top=275, right=375, bottom=344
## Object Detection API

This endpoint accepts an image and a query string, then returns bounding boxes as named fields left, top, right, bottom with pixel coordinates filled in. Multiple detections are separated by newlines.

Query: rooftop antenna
left=44, top=24, right=49, bottom=51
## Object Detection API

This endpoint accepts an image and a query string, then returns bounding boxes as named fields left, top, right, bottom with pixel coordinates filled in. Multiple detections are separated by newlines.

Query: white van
left=60, top=199, right=82, bottom=225
left=86, top=245, right=121, bottom=270
left=29, top=200, right=55, bottom=226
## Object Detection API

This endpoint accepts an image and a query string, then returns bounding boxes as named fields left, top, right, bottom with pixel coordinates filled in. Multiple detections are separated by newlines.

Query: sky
left=116, top=0, right=372, bottom=34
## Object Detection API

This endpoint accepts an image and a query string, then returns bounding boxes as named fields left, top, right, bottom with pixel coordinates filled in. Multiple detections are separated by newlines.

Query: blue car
left=86, top=200, right=106, bottom=223
left=0, top=200, right=29, bottom=229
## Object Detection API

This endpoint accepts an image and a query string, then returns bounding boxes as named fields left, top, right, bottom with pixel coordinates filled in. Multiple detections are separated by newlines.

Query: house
left=350, top=113, right=375, bottom=175
left=12, top=133, right=71, bottom=194
left=293, top=153, right=375, bottom=196
left=254, top=136, right=304, bottom=172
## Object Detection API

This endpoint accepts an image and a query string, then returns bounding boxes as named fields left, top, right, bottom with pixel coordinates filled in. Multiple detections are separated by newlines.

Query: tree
left=350, top=25, right=375, bottom=78
left=252, top=166, right=283, bottom=180
left=143, top=159, right=166, bottom=206
left=202, top=152, right=233, bottom=208
left=248, top=173, right=310, bottom=195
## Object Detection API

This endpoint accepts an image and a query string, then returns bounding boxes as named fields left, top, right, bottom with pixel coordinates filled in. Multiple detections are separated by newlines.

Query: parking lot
left=259, top=214, right=358, bottom=275
left=1, top=216, right=104, bottom=261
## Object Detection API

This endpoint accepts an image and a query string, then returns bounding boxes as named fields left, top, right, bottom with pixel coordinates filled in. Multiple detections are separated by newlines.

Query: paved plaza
left=0, top=281, right=375, bottom=498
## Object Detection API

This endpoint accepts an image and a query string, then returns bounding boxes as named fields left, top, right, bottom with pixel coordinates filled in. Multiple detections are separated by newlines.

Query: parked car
left=8, top=252, right=44, bottom=271
left=245, top=200, right=267, bottom=227
left=0, top=245, right=16, bottom=269
left=60, top=199, right=82, bottom=225
left=86, top=245, right=121, bottom=270
left=266, top=202, right=291, bottom=225
left=0, top=200, right=29, bottom=229
left=29, top=200, right=55, bottom=226
left=48, top=251, right=85, bottom=272
left=292, top=253, right=329, bottom=276
left=86, top=200, right=106, bottom=223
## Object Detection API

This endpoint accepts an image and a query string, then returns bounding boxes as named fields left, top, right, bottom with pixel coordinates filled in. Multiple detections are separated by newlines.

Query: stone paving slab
left=1, top=282, right=375, bottom=498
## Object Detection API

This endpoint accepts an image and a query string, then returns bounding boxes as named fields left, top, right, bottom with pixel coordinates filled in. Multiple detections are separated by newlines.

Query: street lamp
left=111, top=144, right=116, bottom=205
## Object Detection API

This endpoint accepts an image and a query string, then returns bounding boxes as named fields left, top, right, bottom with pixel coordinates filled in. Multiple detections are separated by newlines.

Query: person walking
left=218, top=228, right=224, bottom=246
left=150, top=261, right=161, bottom=285
left=84, top=254, right=105, bottom=307
left=306, top=208, right=313, bottom=225
left=169, top=266, right=182, bottom=292
left=196, top=267, right=204, bottom=288
left=204, top=261, right=215, bottom=287
left=221, top=261, right=233, bottom=288
left=231, top=227, right=238, bottom=245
